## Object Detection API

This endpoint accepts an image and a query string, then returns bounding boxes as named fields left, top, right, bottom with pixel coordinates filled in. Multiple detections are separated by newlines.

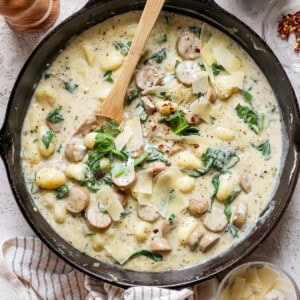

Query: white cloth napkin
left=0, top=237, right=218, bottom=300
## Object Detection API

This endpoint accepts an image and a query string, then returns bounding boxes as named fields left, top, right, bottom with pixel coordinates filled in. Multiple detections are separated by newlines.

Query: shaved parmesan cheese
left=104, top=239, right=134, bottom=265
left=265, top=289, right=285, bottom=300
left=136, top=193, right=152, bottom=205
left=230, top=277, right=246, bottom=300
left=126, top=118, right=144, bottom=151
left=190, top=96, right=213, bottom=123
left=243, top=282, right=253, bottom=298
left=192, top=71, right=209, bottom=95
left=169, top=84, right=185, bottom=104
left=97, top=185, right=124, bottom=221
left=114, top=124, right=133, bottom=151
left=257, top=266, right=279, bottom=298
left=142, top=81, right=177, bottom=96
left=133, top=169, right=153, bottom=194
left=151, top=167, right=188, bottom=217
left=212, top=44, right=242, bottom=74
left=181, top=87, right=194, bottom=105
left=80, top=42, right=96, bottom=66
left=245, top=267, right=263, bottom=293
left=220, top=286, right=231, bottom=300
left=272, top=278, right=293, bottom=293
left=162, top=134, right=202, bottom=145
left=214, top=71, right=244, bottom=100
left=200, top=24, right=211, bottom=49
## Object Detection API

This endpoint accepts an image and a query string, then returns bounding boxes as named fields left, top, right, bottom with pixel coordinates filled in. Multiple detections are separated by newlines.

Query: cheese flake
left=192, top=71, right=209, bottom=95
left=126, top=118, right=144, bottom=151
left=114, top=123, right=133, bottom=151
left=133, top=169, right=153, bottom=194
left=190, top=96, right=213, bottom=123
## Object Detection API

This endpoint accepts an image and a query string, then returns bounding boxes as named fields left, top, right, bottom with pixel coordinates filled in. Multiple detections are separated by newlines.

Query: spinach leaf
left=242, top=90, right=253, bottom=105
left=186, top=148, right=239, bottom=177
left=199, top=63, right=206, bottom=71
left=211, top=63, right=225, bottom=76
left=56, top=184, right=69, bottom=199
left=127, top=88, right=140, bottom=104
left=104, top=70, right=114, bottom=82
left=224, top=186, right=241, bottom=221
left=44, top=71, right=52, bottom=80
left=188, top=26, right=201, bottom=37
left=144, top=48, right=167, bottom=64
left=46, top=105, right=64, bottom=124
left=85, top=232, right=96, bottom=237
left=175, top=60, right=181, bottom=70
left=160, top=33, right=167, bottom=43
left=131, top=249, right=163, bottom=262
left=236, top=104, right=264, bottom=135
left=64, top=81, right=79, bottom=93
left=115, top=41, right=131, bottom=55
left=79, top=166, right=109, bottom=192
left=120, top=209, right=132, bottom=218
left=159, top=110, right=199, bottom=136
left=227, top=224, right=239, bottom=238
left=134, top=147, right=169, bottom=167
left=98, top=202, right=108, bottom=214
left=56, top=144, right=62, bottom=153
left=98, top=120, right=120, bottom=137
left=252, top=140, right=271, bottom=160
left=42, top=130, right=55, bottom=149
left=168, top=213, right=176, bottom=224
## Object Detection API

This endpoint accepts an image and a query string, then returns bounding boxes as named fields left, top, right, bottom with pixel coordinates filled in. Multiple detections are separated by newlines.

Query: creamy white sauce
left=21, top=12, right=282, bottom=272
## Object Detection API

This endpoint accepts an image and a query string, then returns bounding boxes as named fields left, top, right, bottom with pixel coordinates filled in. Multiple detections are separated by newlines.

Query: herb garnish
left=42, top=130, right=55, bottom=149
left=104, top=70, right=114, bottom=82
left=236, top=104, right=264, bottom=135
left=56, top=184, right=69, bottom=199
left=98, top=120, right=120, bottom=137
left=44, top=71, right=52, bottom=80
left=227, top=224, right=239, bottom=238
left=46, top=105, right=64, bottom=124
left=127, top=88, right=140, bottom=104
left=211, top=63, right=225, bottom=76
left=242, top=90, right=253, bottom=105
left=168, top=213, right=176, bottom=224
left=115, top=41, right=131, bottom=55
left=188, top=26, right=201, bottom=37
left=144, top=48, right=167, bottom=64
left=98, top=202, right=108, bottom=214
left=224, top=186, right=241, bottom=221
left=120, top=209, right=132, bottom=218
left=159, top=110, right=199, bottom=136
left=252, top=140, right=271, bottom=160
left=131, top=249, right=163, bottom=262
left=134, top=147, right=169, bottom=167
left=64, top=81, right=79, bottom=93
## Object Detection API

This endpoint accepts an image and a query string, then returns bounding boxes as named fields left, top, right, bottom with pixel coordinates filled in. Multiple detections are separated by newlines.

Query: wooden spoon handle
left=97, top=0, right=165, bottom=122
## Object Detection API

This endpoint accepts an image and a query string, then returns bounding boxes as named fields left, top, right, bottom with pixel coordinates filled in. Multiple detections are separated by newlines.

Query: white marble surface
left=0, top=0, right=299, bottom=288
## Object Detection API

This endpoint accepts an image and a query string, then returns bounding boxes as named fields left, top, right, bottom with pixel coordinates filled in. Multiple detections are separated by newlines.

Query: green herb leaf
left=64, top=81, right=79, bottom=93
left=168, top=213, right=176, bottom=224
left=120, top=209, right=132, bottom=218
left=211, top=63, right=225, bottom=76
left=157, top=91, right=172, bottom=100
left=42, top=130, right=55, bottom=149
left=159, top=110, right=199, bottom=136
left=98, top=120, right=120, bottom=137
left=131, top=249, right=163, bottom=262
left=144, top=48, right=167, bottom=64
left=199, top=63, right=206, bottom=71
left=242, top=90, right=253, bottom=105
left=56, top=184, right=69, bottom=199
left=104, top=70, right=114, bottom=82
left=85, top=231, right=97, bottom=237
left=127, top=88, right=140, bottom=104
left=44, top=71, right=52, bottom=80
left=98, top=202, right=108, bottom=214
left=252, top=140, right=271, bottom=160
left=134, top=147, right=169, bottom=167
left=164, top=15, right=173, bottom=24
left=188, top=26, right=201, bottom=37
left=115, top=41, right=131, bottom=55
left=227, top=224, right=239, bottom=238
left=56, top=144, right=62, bottom=153
left=160, top=33, right=167, bottom=43
left=224, top=186, right=241, bottom=221
left=236, top=104, right=264, bottom=135
left=175, top=60, right=181, bottom=70
left=46, top=105, right=64, bottom=124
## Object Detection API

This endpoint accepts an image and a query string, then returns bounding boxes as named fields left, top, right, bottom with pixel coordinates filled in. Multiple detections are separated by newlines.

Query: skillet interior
left=0, top=0, right=299, bottom=288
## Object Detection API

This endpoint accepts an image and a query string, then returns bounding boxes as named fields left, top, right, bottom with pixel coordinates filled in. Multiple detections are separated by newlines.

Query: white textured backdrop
left=0, top=0, right=299, bottom=288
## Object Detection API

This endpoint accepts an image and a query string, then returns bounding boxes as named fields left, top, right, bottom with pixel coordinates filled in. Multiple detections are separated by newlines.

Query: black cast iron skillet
left=0, top=0, right=299, bottom=288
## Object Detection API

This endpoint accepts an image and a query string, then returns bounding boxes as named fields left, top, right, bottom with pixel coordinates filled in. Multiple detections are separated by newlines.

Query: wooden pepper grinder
left=0, top=0, right=60, bottom=33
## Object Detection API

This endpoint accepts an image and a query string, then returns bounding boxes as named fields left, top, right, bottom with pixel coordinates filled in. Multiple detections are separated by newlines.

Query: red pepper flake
left=195, top=48, right=200, bottom=53
left=151, top=125, right=157, bottom=131
left=194, top=144, right=199, bottom=149
left=278, top=11, right=300, bottom=52
left=165, top=150, right=170, bottom=154
left=97, top=171, right=104, bottom=179
left=158, top=144, right=164, bottom=150
left=153, top=229, right=159, bottom=234
left=264, top=170, right=268, bottom=174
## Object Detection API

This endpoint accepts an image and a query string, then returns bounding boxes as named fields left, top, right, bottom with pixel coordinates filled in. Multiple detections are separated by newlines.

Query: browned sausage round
left=232, top=202, right=247, bottom=228
left=136, top=67, right=159, bottom=90
left=239, top=173, right=251, bottom=193
left=175, top=60, right=201, bottom=86
left=64, top=137, right=87, bottom=162
left=150, top=238, right=172, bottom=252
left=137, top=204, right=160, bottom=222
left=199, top=233, right=220, bottom=252
left=112, top=169, right=136, bottom=190
left=86, top=207, right=111, bottom=230
left=188, top=198, right=209, bottom=216
left=203, top=206, right=228, bottom=232
left=65, top=186, right=90, bottom=213
left=176, top=32, right=201, bottom=60
left=188, top=225, right=205, bottom=250
left=146, top=161, right=167, bottom=177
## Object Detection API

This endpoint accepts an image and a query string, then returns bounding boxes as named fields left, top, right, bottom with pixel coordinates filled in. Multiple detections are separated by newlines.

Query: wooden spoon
left=65, top=0, right=165, bottom=162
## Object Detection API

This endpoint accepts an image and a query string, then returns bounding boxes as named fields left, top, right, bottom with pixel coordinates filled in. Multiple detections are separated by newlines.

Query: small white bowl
left=216, top=261, right=299, bottom=300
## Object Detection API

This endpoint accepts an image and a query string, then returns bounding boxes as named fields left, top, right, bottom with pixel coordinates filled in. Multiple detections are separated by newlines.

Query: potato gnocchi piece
left=100, top=52, right=124, bottom=71
left=35, top=85, right=56, bottom=105
left=155, top=100, right=178, bottom=116
left=22, top=142, right=41, bottom=164
left=84, top=132, right=98, bottom=149
left=176, top=151, right=203, bottom=170
left=54, top=203, right=67, bottom=224
left=80, top=42, right=96, bottom=66
left=177, top=176, right=195, bottom=193
left=37, top=125, right=56, bottom=157
left=178, top=216, right=198, bottom=245
left=36, top=168, right=66, bottom=190
left=216, top=172, right=239, bottom=202
left=215, top=127, right=235, bottom=141
left=65, top=163, right=86, bottom=181
left=134, top=221, right=152, bottom=242
left=90, top=234, right=105, bottom=251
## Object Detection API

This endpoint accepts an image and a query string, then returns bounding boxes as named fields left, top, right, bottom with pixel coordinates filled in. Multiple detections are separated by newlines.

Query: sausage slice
left=136, top=67, right=159, bottom=90
left=239, top=173, right=251, bottom=193
left=232, top=202, right=247, bottom=228
left=199, top=233, right=220, bottom=252
left=168, top=143, right=185, bottom=156
left=137, top=204, right=159, bottom=222
left=176, top=32, right=201, bottom=60
left=162, top=217, right=180, bottom=236
left=112, top=168, right=136, bottom=190
left=203, top=206, right=228, bottom=232
left=188, top=198, right=209, bottom=217
left=175, top=60, right=201, bottom=86
left=86, top=207, right=111, bottom=230
left=150, top=238, right=172, bottom=252
left=65, top=186, right=90, bottom=213
left=65, top=137, right=87, bottom=162
left=188, top=225, right=205, bottom=250
left=146, top=161, right=167, bottom=177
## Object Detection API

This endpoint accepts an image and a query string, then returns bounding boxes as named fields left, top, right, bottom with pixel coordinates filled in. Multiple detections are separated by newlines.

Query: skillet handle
left=83, top=0, right=220, bottom=10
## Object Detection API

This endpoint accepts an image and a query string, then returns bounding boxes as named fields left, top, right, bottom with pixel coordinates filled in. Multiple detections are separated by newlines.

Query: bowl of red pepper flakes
left=263, top=1, right=300, bottom=72
left=278, top=11, right=300, bottom=53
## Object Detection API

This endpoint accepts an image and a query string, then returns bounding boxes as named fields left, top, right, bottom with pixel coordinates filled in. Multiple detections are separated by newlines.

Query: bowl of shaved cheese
left=217, top=262, right=299, bottom=300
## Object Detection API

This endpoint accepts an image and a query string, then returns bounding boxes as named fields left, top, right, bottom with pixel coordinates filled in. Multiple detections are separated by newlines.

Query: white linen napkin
left=0, top=237, right=218, bottom=300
